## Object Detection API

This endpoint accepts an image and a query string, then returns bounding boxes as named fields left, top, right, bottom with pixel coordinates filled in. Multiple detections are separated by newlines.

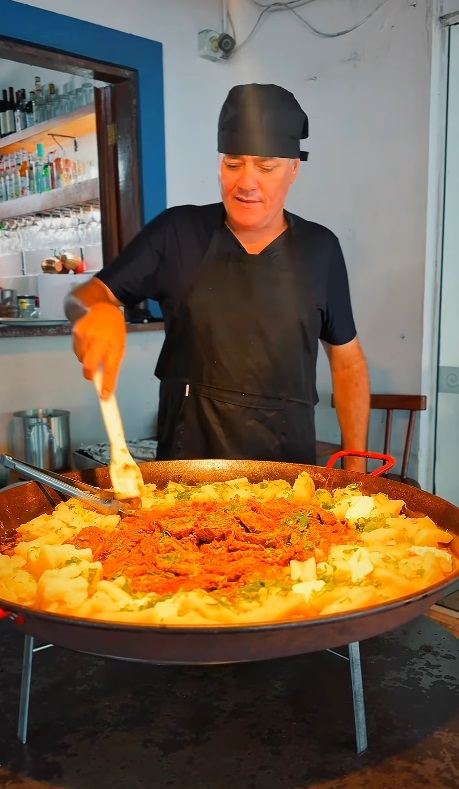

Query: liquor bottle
left=14, top=89, right=26, bottom=132
left=14, top=90, right=21, bottom=132
left=42, top=157, right=52, bottom=192
left=13, top=151, right=22, bottom=199
left=48, top=150, right=56, bottom=190
left=36, top=143, right=49, bottom=192
left=46, top=83, right=58, bottom=120
left=0, top=158, right=5, bottom=202
left=0, top=90, right=8, bottom=138
left=54, top=154, right=65, bottom=188
left=19, top=89, right=27, bottom=129
left=0, top=89, right=13, bottom=136
left=5, top=155, right=14, bottom=200
left=33, top=76, right=44, bottom=122
left=28, top=153, right=36, bottom=195
left=34, top=76, right=43, bottom=97
left=25, top=91, right=37, bottom=128
left=20, top=150, right=29, bottom=196
left=6, top=88, right=16, bottom=134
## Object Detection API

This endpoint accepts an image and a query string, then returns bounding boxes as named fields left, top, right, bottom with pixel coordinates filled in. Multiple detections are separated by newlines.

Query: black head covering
left=218, top=83, right=309, bottom=161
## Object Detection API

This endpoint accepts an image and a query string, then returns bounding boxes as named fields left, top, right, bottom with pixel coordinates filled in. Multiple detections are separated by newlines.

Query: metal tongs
left=0, top=454, right=142, bottom=516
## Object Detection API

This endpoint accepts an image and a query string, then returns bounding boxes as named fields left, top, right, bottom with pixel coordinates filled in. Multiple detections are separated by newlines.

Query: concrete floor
left=0, top=615, right=458, bottom=789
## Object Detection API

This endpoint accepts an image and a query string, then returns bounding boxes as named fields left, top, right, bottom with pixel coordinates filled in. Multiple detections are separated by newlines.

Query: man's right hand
left=64, top=277, right=127, bottom=399
left=72, top=302, right=126, bottom=399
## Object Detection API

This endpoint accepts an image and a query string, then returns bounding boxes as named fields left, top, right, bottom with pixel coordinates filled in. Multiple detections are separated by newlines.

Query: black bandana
left=218, top=83, right=309, bottom=161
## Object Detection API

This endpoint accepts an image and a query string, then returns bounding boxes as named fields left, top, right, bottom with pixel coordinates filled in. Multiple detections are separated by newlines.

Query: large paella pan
left=0, top=459, right=458, bottom=664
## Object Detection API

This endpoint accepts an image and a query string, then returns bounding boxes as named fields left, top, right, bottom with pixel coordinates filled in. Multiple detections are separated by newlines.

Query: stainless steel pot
left=10, top=409, right=72, bottom=472
left=0, top=460, right=458, bottom=664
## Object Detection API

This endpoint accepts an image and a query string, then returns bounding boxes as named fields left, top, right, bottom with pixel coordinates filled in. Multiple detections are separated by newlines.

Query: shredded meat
left=195, top=525, right=230, bottom=543
left=68, top=499, right=357, bottom=597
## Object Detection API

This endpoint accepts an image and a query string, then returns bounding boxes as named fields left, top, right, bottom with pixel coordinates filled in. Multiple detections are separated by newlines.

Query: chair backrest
left=331, top=394, right=427, bottom=482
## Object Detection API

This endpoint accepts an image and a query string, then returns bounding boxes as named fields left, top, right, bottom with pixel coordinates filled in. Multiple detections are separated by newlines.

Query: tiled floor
left=0, top=615, right=457, bottom=789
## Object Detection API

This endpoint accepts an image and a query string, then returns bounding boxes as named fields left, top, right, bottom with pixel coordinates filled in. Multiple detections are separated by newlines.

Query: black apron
left=155, top=221, right=319, bottom=464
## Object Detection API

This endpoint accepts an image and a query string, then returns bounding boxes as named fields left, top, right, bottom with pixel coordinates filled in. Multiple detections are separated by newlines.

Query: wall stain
left=342, top=50, right=362, bottom=65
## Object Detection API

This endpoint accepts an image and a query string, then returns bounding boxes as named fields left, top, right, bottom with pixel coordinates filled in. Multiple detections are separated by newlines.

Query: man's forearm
left=333, top=357, right=370, bottom=455
left=321, top=337, right=370, bottom=471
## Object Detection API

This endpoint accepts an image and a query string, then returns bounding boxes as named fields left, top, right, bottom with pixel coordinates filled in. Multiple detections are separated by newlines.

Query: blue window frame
left=0, top=0, right=167, bottom=223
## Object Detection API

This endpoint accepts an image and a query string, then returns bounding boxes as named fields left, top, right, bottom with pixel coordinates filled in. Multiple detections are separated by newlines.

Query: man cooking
left=65, top=83, right=370, bottom=472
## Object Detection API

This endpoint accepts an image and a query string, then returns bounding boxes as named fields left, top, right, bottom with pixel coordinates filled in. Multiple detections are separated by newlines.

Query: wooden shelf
left=0, top=104, right=96, bottom=155
left=0, top=178, right=99, bottom=219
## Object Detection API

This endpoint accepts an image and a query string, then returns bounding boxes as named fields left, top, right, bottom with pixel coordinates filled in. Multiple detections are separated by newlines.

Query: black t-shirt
left=96, top=201, right=356, bottom=345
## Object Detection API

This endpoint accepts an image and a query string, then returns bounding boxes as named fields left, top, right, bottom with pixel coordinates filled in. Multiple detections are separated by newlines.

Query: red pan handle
left=325, top=450, right=396, bottom=477
left=0, top=608, right=25, bottom=624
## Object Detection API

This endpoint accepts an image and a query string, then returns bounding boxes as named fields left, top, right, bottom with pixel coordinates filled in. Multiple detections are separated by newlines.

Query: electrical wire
left=232, top=4, right=277, bottom=53
left=222, top=0, right=229, bottom=33
left=231, top=0, right=318, bottom=53
left=227, top=11, right=237, bottom=40
left=233, top=0, right=390, bottom=53
left=248, top=1, right=318, bottom=8
left=284, top=0, right=390, bottom=38
left=49, top=134, right=66, bottom=158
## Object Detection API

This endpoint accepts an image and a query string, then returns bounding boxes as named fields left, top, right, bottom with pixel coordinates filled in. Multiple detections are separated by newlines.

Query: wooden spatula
left=93, top=369, right=144, bottom=499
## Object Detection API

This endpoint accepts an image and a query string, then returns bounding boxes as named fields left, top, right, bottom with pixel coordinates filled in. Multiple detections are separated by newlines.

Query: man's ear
left=291, top=158, right=301, bottom=183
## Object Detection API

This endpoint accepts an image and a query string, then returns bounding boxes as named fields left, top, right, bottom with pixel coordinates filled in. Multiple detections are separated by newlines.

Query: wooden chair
left=316, top=439, right=342, bottom=460
left=317, top=394, right=427, bottom=487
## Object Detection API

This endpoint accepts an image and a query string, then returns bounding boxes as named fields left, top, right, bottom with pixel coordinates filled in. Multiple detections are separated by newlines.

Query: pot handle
left=0, top=608, right=25, bottom=624
left=325, top=450, right=396, bottom=477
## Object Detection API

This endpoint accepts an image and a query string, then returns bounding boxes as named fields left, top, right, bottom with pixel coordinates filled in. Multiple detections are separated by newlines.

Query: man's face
left=219, top=154, right=300, bottom=232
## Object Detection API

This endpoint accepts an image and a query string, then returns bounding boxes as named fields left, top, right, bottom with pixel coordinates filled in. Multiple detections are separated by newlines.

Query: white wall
left=441, top=0, right=459, bottom=15
left=0, top=329, right=164, bottom=484
left=2, top=0, right=437, bottom=482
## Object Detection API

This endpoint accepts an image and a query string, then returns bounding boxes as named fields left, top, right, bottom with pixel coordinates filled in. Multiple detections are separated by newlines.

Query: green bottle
left=36, top=142, right=50, bottom=192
